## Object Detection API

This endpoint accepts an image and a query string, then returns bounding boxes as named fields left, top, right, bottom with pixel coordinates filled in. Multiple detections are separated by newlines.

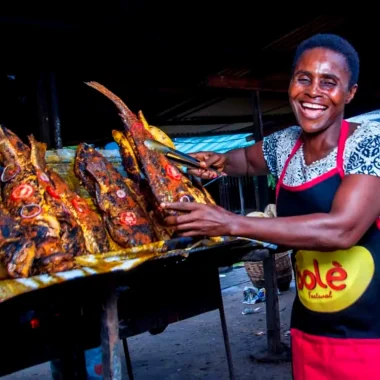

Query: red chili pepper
left=11, top=183, right=34, bottom=201
left=46, top=185, right=60, bottom=199
left=165, top=164, right=181, bottom=180
left=72, top=197, right=88, bottom=213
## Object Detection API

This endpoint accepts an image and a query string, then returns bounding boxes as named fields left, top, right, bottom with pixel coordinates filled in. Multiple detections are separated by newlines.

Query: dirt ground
left=2, top=267, right=294, bottom=380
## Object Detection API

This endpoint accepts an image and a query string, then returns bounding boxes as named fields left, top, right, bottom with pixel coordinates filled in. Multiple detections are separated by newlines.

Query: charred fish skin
left=112, top=130, right=172, bottom=240
left=48, top=169, right=110, bottom=254
left=2, top=239, right=36, bottom=278
left=0, top=126, right=71, bottom=274
left=75, top=143, right=156, bottom=247
left=0, top=204, right=36, bottom=278
left=112, top=129, right=142, bottom=185
left=28, top=135, right=87, bottom=257
left=84, top=81, right=208, bottom=217
left=74, top=143, right=97, bottom=198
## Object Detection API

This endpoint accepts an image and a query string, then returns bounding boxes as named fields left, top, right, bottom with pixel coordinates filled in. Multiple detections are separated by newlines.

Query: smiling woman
left=161, top=33, right=380, bottom=379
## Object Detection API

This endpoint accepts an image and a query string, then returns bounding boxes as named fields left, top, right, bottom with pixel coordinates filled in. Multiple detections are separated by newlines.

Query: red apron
left=276, top=120, right=380, bottom=379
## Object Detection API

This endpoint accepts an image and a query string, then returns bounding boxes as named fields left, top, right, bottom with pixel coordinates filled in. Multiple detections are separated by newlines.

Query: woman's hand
left=161, top=201, right=236, bottom=237
left=187, top=151, right=227, bottom=179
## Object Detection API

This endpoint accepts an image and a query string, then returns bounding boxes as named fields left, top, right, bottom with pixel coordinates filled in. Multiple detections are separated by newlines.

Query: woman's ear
left=346, top=84, right=358, bottom=104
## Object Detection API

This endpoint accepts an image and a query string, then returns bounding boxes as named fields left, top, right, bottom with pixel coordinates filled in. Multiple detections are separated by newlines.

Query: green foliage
left=267, top=174, right=277, bottom=190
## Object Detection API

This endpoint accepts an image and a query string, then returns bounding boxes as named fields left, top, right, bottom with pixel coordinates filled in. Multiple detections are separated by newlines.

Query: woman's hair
left=292, top=33, right=360, bottom=88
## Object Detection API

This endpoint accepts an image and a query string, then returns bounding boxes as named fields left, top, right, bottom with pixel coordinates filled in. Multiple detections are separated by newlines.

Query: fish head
left=0, top=126, right=30, bottom=168
left=3, top=239, right=36, bottom=278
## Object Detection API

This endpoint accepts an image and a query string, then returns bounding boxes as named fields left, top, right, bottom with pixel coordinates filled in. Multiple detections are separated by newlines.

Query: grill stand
left=0, top=241, right=281, bottom=379
left=122, top=338, right=135, bottom=380
left=216, top=267, right=236, bottom=380
left=119, top=266, right=236, bottom=380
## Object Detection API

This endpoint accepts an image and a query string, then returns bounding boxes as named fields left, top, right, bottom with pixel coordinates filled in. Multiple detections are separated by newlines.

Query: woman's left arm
left=162, top=174, right=380, bottom=251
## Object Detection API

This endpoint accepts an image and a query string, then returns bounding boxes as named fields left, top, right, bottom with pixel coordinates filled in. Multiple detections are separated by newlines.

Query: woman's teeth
left=301, top=102, right=327, bottom=110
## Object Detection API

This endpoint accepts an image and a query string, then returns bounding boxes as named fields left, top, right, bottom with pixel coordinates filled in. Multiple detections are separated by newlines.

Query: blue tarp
left=172, top=110, right=380, bottom=154
left=173, top=133, right=254, bottom=154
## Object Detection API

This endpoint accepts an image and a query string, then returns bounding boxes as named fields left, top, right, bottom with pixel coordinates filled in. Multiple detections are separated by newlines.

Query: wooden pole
left=250, top=90, right=284, bottom=358
left=238, top=177, right=245, bottom=215
left=36, top=72, right=52, bottom=148
left=251, top=90, right=269, bottom=211
left=263, top=255, right=282, bottom=354
left=49, top=72, right=63, bottom=149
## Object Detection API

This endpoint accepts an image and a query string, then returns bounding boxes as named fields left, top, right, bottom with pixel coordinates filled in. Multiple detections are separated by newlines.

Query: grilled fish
left=28, top=135, right=87, bottom=257
left=84, top=81, right=210, bottom=218
left=74, top=143, right=156, bottom=247
left=48, top=169, right=110, bottom=254
left=0, top=126, right=74, bottom=275
left=0, top=203, right=36, bottom=278
left=112, top=129, right=172, bottom=240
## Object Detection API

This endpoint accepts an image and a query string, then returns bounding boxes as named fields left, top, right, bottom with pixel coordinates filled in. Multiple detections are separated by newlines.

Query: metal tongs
left=143, top=139, right=222, bottom=178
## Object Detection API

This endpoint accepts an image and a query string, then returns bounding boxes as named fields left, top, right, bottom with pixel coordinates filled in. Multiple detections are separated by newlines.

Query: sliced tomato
left=11, top=183, right=34, bottom=201
left=120, top=211, right=137, bottom=226
left=46, top=185, right=60, bottom=199
left=72, top=197, right=88, bottom=213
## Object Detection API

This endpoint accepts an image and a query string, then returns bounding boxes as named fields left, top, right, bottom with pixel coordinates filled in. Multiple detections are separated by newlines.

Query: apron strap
left=276, top=137, right=303, bottom=198
left=275, top=119, right=350, bottom=198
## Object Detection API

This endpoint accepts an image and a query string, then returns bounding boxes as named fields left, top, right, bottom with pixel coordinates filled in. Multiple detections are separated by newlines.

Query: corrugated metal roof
left=103, top=109, right=380, bottom=154
left=173, top=133, right=255, bottom=154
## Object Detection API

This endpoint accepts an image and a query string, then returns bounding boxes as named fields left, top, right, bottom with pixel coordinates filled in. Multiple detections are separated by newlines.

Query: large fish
left=84, top=81, right=210, bottom=218
left=0, top=126, right=74, bottom=275
left=47, top=169, right=110, bottom=254
left=28, top=135, right=87, bottom=257
left=112, top=129, right=172, bottom=241
left=74, top=143, right=157, bottom=247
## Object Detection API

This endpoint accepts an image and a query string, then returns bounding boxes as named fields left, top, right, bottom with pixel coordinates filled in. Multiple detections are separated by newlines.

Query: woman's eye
left=298, top=77, right=310, bottom=84
left=321, top=80, right=336, bottom=87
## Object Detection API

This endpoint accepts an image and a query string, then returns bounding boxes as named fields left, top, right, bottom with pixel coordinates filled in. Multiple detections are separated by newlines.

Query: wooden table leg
left=263, top=254, right=281, bottom=354
left=101, top=287, right=122, bottom=380
left=250, top=251, right=291, bottom=363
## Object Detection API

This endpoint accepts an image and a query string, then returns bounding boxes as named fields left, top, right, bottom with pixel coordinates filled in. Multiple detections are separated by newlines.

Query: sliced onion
left=116, top=189, right=126, bottom=198
left=61, top=204, right=70, bottom=213
left=180, top=195, right=191, bottom=203
left=20, top=203, right=42, bottom=219
left=39, top=172, right=50, bottom=183
left=1, top=163, right=20, bottom=182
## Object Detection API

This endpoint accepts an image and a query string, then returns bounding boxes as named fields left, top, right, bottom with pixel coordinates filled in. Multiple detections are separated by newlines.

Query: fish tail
left=85, top=81, right=138, bottom=128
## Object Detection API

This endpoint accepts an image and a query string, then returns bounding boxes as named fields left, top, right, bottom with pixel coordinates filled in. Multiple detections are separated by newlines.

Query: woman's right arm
left=188, top=140, right=271, bottom=179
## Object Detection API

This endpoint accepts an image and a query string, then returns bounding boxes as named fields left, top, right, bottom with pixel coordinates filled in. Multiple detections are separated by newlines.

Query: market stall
left=0, top=81, right=283, bottom=379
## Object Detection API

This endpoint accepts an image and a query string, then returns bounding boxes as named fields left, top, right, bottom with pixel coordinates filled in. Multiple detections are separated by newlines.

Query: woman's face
left=289, top=47, right=357, bottom=134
